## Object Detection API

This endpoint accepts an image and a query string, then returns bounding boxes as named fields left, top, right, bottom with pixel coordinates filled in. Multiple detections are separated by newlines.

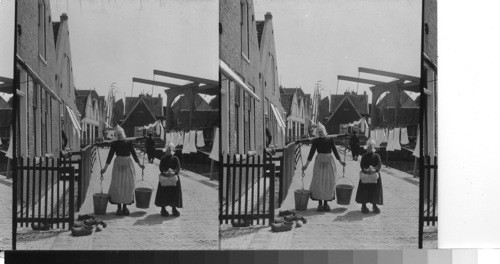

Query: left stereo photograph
left=1, top=0, right=220, bottom=250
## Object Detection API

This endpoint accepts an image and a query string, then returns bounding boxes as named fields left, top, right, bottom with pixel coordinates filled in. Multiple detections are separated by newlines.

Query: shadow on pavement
left=89, top=211, right=147, bottom=221
left=220, top=225, right=269, bottom=239
left=332, top=210, right=377, bottom=222
left=16, top=229, right=67, bottom=242
left=133, top=214, right=176, bottom=226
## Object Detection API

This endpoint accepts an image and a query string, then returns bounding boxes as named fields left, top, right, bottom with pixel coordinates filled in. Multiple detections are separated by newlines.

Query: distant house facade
left=168, top=93, right=219, bottom=130
left=325, top=91, right=369, bottom=134
left=53, top=13, right=81, bottom=151
left=317, top=96, right=330, bottom=127
left=373, top=90, right=419, bottom=129
left=16, top=0, right=62, bottom=158
left=256, top=12, right=286, bottom=148
left=280, top=87, right=311, bottom=142
left=220, top=0, right=264, bottom=155
left=76, top=90, right=105, bottom=144
left=122, top=93, right=163, bottom=138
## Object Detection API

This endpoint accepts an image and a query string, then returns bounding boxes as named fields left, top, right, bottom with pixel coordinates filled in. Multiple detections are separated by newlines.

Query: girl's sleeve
left=307, top=140, right=317, bottom=161
left=159, top=157, right=166, bottom=172
left=172, top=156, right=181, bottom=174
left=374, top=154, right=382, bottom=171
left=106, top=142, right=116, bottom=164
left=129, top=141, right=140, bottom=163
left=330, top=139, right=341, bottom=160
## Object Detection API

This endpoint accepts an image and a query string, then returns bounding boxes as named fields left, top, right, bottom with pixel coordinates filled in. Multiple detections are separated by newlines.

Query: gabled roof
left=256, top=21, right=265, bottom=48
left=171, top=93, right=214, bottom=111
left=76, top=96, right=88, bottom=116
left=76, top=89, right=100, bottom=101
left=376, top=91, right=418, bottom=108
left=125, top=94, right=163, bottom=117
left=330, top=92, right=369, bottom=115
left=209, top=96, right=220, bottom=109
left=53, top=22, right=61, bottom=45
left=0, top=96, right=11, bottom=109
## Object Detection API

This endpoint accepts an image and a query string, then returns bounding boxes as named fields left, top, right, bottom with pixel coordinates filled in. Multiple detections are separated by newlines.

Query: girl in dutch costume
left=100, top=126, right=145, bottom=216
left=302, top=123, right=346, bottom=212
left=155, top=142, right=183, bottom=217
left=355, top=140, right=383, bottom=214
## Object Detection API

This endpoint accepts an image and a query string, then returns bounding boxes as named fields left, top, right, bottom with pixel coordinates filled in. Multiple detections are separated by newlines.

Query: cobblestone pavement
left=0, top=175, right=12, bottom=250
left=221, top=145, right=432, bottom=249
left=16, top=148, right=218, bottom=250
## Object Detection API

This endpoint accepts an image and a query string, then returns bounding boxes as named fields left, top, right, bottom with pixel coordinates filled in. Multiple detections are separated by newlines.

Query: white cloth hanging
left=364, top=120, right=370, bottom=138
left=386, top=129, right=395, bottom=151
left=182, top=131, right=190, bottom=154
left=381, top=128, right=388, bottom=143
left=413, top=125, right=420, bottom=157
left=5, top=126, right=13, bottom=159
left=394, top=127, right=401, bottom=150
left=189, top=130, right=197, bottom=153
left=209, top=127, right=220, bottom=161
left=400, top=127, right=410, bottom=145
left=196, top=130, right=205, bottom=147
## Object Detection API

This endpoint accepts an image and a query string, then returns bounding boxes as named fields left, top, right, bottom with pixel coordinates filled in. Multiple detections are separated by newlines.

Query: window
left=38, top=1, right=46, bottom=59
left=240, top=1, right=249, bottom=60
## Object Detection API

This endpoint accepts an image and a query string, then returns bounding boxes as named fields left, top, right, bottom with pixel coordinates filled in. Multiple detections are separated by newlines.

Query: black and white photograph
left=219, top=0, right=437, bottom=249
left=6, top=0, right=219, bottom=250
left=0, top=0, right=16, bottom=250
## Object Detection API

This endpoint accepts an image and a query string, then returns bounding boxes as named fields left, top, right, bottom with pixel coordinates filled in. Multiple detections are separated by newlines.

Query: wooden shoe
left=373, top=205, right=381, bottom=214
left=77, top=214, right=94, bottom=221
left=317, top=205, right=324, bottom=212
left=172, top=208, right=180, bottom=217
left=278, top=210, right=296, bottom=217
left=323, top=204, right=331, bottom=212
left=123, top=208, right=130, bottom=216
left=271, top=222, right=293, bottom=232
left=361, top=205, right=369, bottom=214
left=274, top=217, right=294, bottom=226
left=116, top=209, right=123, bottom=216
left=161, top=209, right=169, bottom=217
left=31, top=222, right=52, bottom=231
left=71, top=226, right=93, bottom=237
left=284, top=214, right=307, bottom=224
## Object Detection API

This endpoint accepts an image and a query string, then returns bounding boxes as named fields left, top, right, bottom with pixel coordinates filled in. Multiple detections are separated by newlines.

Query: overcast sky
left=253, top=0, right=422, bottom=101
left=50, top=0, right=218, bottom=103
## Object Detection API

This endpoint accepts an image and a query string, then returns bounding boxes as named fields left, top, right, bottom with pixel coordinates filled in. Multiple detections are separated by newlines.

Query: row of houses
left=219, top=0, right=421, bottom=156
left=15, top=0, right=110, bottom=157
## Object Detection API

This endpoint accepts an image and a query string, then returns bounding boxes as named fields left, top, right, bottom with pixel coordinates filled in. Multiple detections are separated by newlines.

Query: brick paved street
left=221, top=144, right=433, bottom=249
left=0, top=175, right=12, bottom=250
left=16, top=148, right=218, bottom=250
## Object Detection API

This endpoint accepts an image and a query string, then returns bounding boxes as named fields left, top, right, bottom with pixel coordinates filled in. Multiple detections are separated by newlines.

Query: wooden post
left=210, top=159, right=214, bottom=181
left=413, top=156, right=419, bottom=178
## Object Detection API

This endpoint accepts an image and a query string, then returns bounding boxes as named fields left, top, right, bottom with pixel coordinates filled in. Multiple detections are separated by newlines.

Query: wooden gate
left=14, top=157, right=76, bottom=231
left=220, top=153, right=276, bottom=225
left=419, top=155, right=438, bottom=248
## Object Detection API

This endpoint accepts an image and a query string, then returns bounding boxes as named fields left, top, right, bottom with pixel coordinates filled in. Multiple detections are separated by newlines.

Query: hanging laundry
left=5, top=127, right=13, bottom=159
left=189, top=130, right=197, bottom=153
left=381, top=128, right=388, bottom=143
left=182, top=131, right=190, bottom=154
left=364, top=125, right=370, bottom=139
left=413, top=125, right=420, bottom=157
left=386, top=128, right=395, bottom=151
left=196, top=130, right=205, bottom=148
left=394, top=127, right=401, bottom=150
left=165, top=132, right=170, bottom=144
left=209, top=127, right=220, bottom=161
left=400, top=127, right=410, bottom=145
left=156, top=122, right=162, bottom=135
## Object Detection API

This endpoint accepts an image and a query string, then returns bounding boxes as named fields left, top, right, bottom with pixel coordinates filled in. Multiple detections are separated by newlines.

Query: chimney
left=265, top=12, right=273, bottom=21
left=60, top=13, right=68, bottom=21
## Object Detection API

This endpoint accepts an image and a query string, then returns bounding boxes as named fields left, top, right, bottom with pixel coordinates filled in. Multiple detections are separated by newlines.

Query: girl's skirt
left=309, top=153, right=337, bottom=201
left=108, top=156, right=136, bottom=205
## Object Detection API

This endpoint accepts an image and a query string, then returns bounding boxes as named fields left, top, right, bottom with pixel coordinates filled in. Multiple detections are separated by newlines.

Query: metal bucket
left=93, top=193, right=109, bottom=215
left=135, top=180, right=153, bottom=209
left=336, top=177, right=354, bottom=205
left=294, top=189, right=311, bottom=211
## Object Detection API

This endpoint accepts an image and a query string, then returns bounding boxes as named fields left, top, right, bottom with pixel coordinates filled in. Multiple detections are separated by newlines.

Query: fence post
left=68, top=166, right=75, bottom=228
left=269, top=163, right=275, bottom=225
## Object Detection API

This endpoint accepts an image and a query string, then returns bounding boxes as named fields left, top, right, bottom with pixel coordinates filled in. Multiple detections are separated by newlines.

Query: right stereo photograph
left=218, top=0, right=437, bottom=249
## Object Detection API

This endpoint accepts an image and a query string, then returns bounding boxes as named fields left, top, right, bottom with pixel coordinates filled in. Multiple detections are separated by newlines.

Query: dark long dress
left=145, top=137, right=156, bottom=161
left=355, top=152, right=384, bottom=205
left=349, top=134, right=360, bottom=157
left=154, top=154, right=183, bottom=208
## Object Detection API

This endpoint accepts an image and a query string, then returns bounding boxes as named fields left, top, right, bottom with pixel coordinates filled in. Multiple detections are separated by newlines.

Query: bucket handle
left=96, top=147, right=104, bottom=194
left=135, top=167, right=154, bottom=190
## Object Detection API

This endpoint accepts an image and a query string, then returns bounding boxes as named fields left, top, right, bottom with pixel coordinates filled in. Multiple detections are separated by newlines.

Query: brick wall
left=17, top=0, right=61, bottom=157
left=220, top=0, right=264, bottom=155
left=424, top=0, right=437, bottom=62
